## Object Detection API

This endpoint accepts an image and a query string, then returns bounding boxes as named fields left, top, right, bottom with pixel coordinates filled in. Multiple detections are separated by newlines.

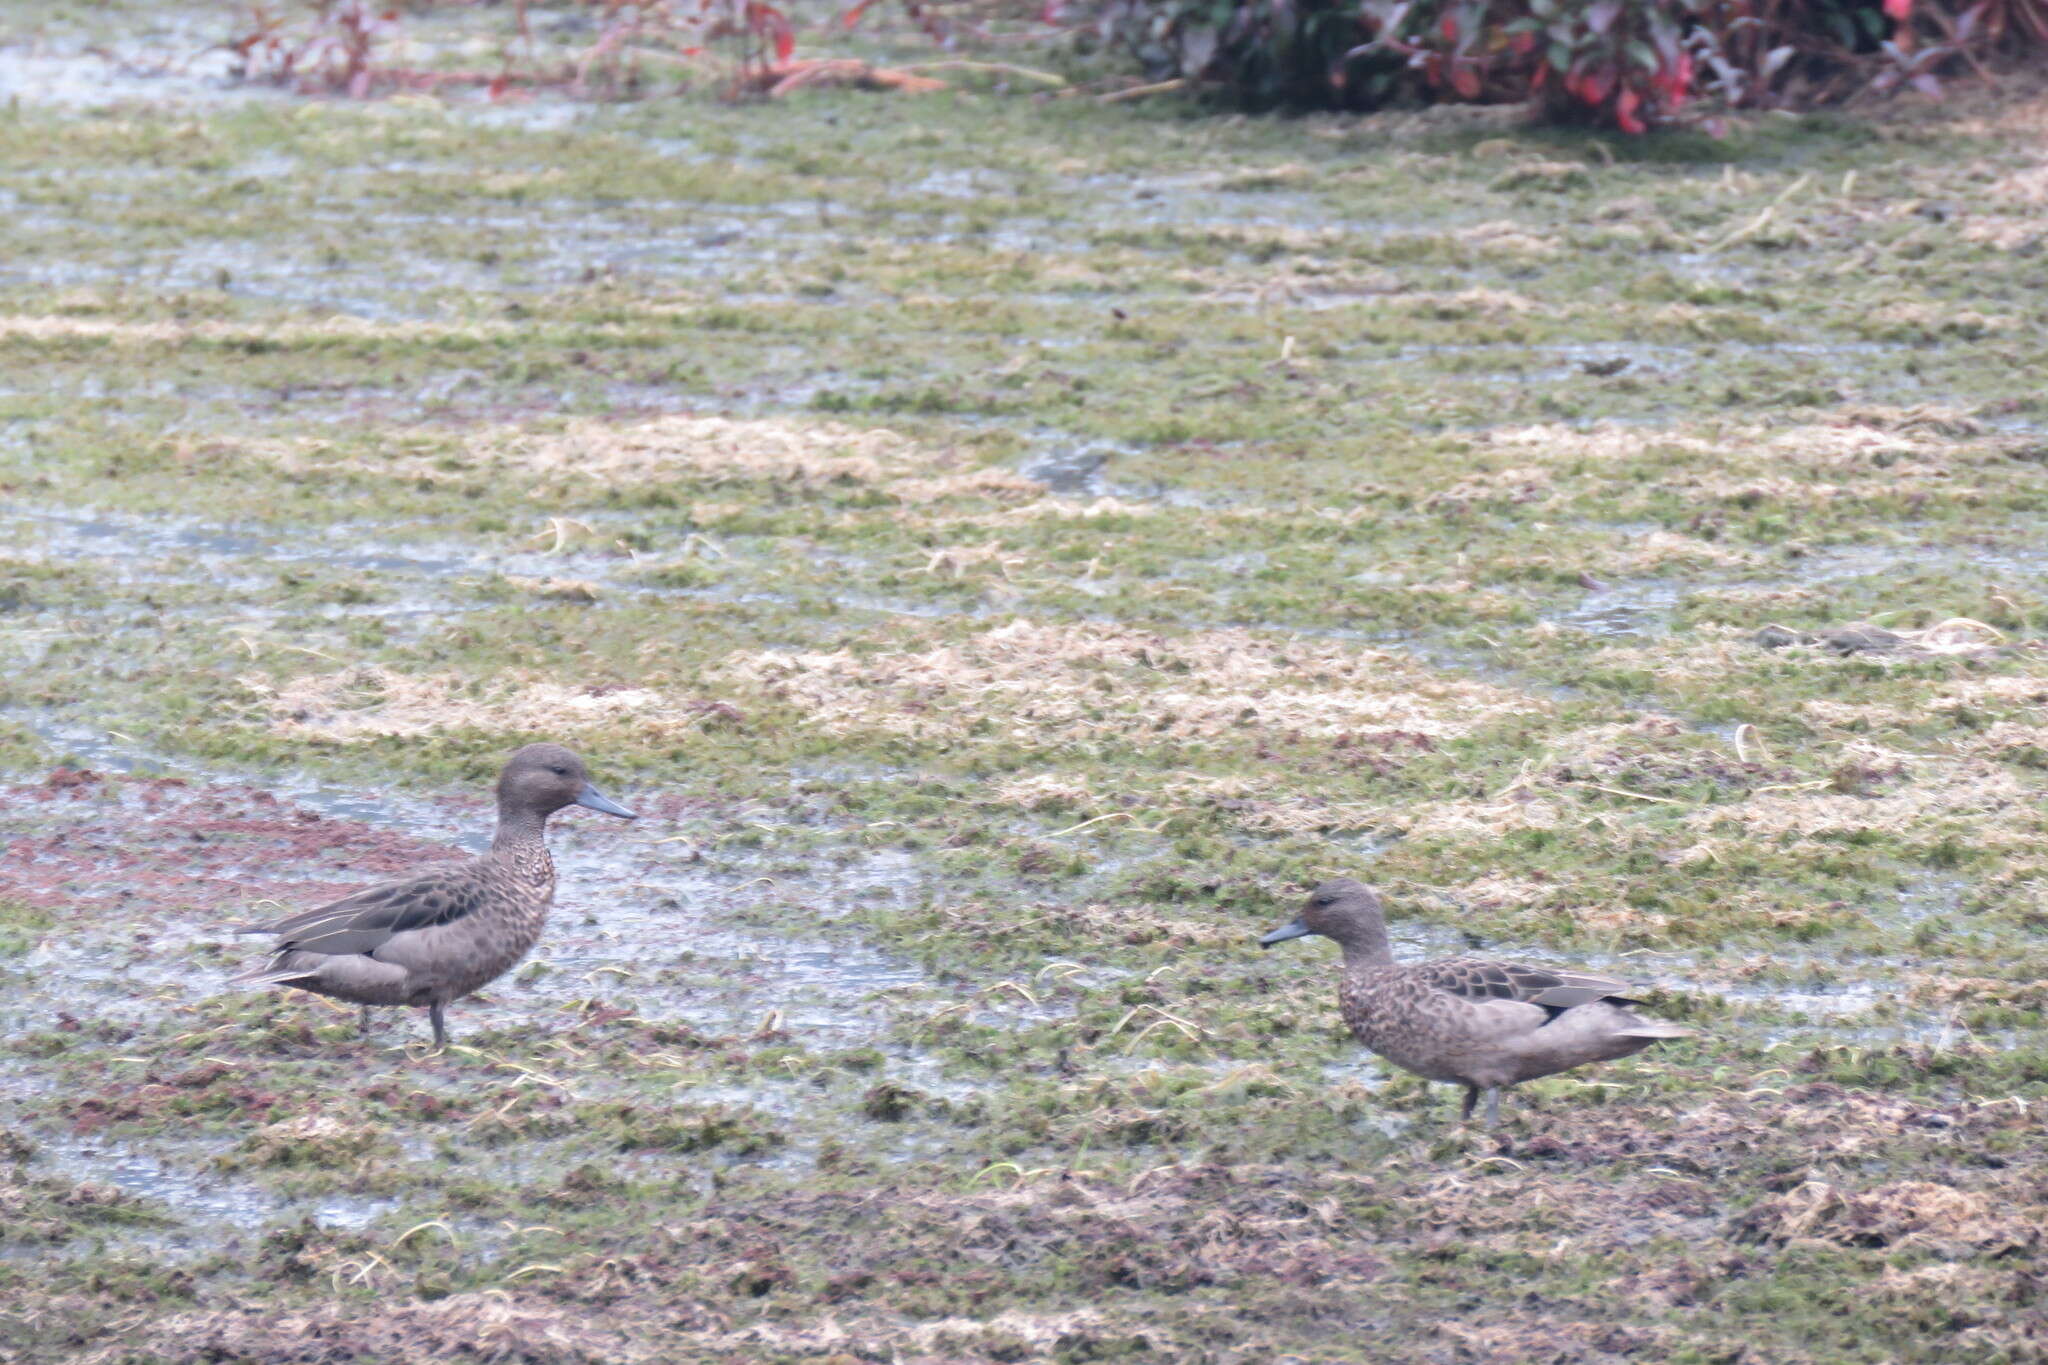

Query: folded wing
left=238, top=871, right=484, bottom=959
left=1414, top=958, right=1642, bottom=1014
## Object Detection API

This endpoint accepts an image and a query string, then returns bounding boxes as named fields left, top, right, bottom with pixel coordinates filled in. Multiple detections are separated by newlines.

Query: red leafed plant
left=228, top=0, right=818, bottom=100
left=1106, top=0, right=2048, bottom=130
left=227, top=1, right=402, bottom=98
left=567, top=0, right=797, bottom=97
left=1352, top=0, right=1704, bottom=131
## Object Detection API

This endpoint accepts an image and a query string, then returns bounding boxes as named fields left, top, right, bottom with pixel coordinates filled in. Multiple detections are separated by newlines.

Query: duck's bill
left=575, top=784, right=638, bottom=819
left=1258, top=918, right=1311, bottom=947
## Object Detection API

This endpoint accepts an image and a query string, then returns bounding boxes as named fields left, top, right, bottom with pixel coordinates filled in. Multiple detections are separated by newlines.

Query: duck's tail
left=1614, top=1022, right=1692, bottom=1040
left=226, top=963, right=318, bottom=990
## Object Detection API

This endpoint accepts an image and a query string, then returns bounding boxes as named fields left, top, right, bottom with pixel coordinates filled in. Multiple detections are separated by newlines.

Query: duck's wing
left=235, top=867, right=485, bottom=959
left=1414, top=958, right=1642, bottom=1013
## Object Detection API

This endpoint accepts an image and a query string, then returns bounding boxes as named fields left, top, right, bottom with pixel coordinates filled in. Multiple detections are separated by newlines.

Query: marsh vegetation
left=2, top=4, right=2047, bottom=1360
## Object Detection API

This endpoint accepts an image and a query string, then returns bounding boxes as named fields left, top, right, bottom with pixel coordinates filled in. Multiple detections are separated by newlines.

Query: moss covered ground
left=2, top=5, right=2048, bottom=1361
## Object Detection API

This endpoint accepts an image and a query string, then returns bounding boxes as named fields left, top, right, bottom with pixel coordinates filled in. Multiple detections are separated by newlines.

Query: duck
left=1259, top=878, right=1689, bottom=1127
left=229, top=743, right=636, bottom=1050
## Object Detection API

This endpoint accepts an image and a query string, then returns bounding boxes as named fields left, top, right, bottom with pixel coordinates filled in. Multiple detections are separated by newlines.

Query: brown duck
left=229, top=743, right=636, bottom=1049
left=1260, top=878, right=1689, bottom=1126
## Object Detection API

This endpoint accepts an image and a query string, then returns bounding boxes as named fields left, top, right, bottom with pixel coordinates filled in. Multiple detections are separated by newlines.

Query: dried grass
left=1801, top=665, right=2048, bottom=737
left=0, top=313, right=520, bottom=346
left=1834, top=403, right=1985, bottom=437
left=1763, top=618, right=2013, bottom=661
left=475, top=414, right=1042, bottom=503
left=1454, top=220, right=1562, bottom=257
left=271, top=413, right=1044, bottom=504
left=1600, top=530, right=1755, bottom=573
left=1425, top=464, right=1553, bottom=509
left=1505, top=529, right=1753, bottom=581
left=1173, top=263, right=1405, bottom=304
left=1477, top=422, right=1718, bottom=465
left=1907, top=975, right=2048, bottom=1010
left=1952, top=86, right=2048, bottom=141
left=1386, top=288, right=1544, bottom=317
left=985, top=495, right=1160, bottom=522
left=505, top=575, right=603, bottom=603
left=1988, top=160, right=2048, bottom=204
left=985, top=770, right=1384, bottom=835
left=1959, top=215, right=2045, bottom=251
left=72, top=1294, right=653, bottom=1365
left=728, top=1308, right=1112, bottom=1357
left=1867, top=301, right=2020, bottom=337
left=1737, top=1179, right=2042, bottom=1258
left=1976, top=721, right=2048, bottom=764
left=247, top=623, right=1545, bottom=752
left=1472, top=406, right=2007, bottom=512
left=1383, top=791, right=1575, bottom=839
left=1191, top=224, right=1346, bottom=255
left=1683, top=752, right=2032, bottom=845
left=225, top=1114, right=389, bottom=1167
left=1454, top=872, right=1564, bottom=911
left=708, top=619, right=1546, bottom=747
left=243, top=668, right=673, bottom=742
left=1600, top=624, right=2017, bottom=691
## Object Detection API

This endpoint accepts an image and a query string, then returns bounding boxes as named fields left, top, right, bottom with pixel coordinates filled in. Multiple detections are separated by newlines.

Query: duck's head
left=1259, top=877, right=1381, bottom=947
left=498, top=743, right=637, bottom=820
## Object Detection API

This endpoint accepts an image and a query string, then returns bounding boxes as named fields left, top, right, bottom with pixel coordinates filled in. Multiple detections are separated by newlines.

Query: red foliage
left=226, top=2, right=401, bottom=97
left=230, top=0, right=828, bottom=100
left=1340, top=0, right=2048, bottom=132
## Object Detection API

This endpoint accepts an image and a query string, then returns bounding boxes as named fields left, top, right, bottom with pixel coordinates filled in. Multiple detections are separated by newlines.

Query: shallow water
left=4, top=16, right=2046, bottom=1355
left=22, top=1129, right=399, bottom=1249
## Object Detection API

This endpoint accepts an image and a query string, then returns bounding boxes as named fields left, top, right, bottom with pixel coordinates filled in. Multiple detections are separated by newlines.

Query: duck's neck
left=1335, top=922, right=1395, bottom=971
left=491, top=805, right=551, bottom=852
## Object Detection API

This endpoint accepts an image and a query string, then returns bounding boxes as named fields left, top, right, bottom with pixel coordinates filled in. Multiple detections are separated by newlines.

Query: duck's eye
left=550, top=765, right=569, bottom=776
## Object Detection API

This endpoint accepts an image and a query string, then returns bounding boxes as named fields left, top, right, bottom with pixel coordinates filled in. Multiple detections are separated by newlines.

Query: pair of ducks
left=234, top=745, right=1688, bottom=1126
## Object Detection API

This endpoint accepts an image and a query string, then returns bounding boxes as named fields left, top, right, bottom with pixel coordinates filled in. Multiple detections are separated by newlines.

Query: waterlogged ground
left=5, top=3, right=2048, bottom=1360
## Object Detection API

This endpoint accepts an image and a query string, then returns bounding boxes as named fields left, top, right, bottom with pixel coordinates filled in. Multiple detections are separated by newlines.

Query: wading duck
left=230, top=743, right=636, bottom=1050
left=1260, top=878, right=1689, bottom=1127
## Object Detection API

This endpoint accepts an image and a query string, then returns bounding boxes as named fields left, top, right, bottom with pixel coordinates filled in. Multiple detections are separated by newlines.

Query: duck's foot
left=1455, top=1085, right=1510, bottom=1138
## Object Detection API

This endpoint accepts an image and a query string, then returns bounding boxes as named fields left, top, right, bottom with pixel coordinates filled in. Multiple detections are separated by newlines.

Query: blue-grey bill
left=576, top=783, right=637, bottom=819
left=1259, top=918, right=1311, bottom=947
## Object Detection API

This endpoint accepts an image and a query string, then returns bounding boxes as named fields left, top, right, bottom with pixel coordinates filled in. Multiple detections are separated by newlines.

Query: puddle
left=2, top=502, right=996, bottom=633
left=1018, top=444, right=1114, bottom=497
left=0, top=713, right=1017, bottom=1198
left=1787, top=538, right=2048, bottom=589
left=17, top=1130, right=398, bottom=1253
left=0, top=42, right=273, bottom=112
left=1555, top=577, right=1687, bottom=639
left=0, top=715, right=958, bottom=1047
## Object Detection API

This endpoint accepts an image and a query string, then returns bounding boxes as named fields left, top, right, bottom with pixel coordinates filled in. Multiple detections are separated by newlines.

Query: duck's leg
left=428, top=1002, right=448, bottom=1051
left=1460, top=1085, right=1480, bottom=1123
left=1484, top=1086, right=1502, bottom=1129
left=358, top=1005, right=373, bottom=1036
